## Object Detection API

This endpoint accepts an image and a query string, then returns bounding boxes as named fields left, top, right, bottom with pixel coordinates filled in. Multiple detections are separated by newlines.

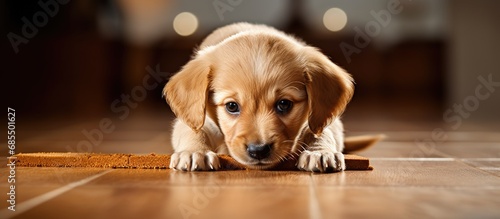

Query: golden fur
left=164, top=23, right=370, bottom=172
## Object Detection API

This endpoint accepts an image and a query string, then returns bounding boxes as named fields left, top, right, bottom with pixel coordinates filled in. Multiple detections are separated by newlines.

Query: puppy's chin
left=225, top=139, right=297, bottom=169
left=232, top=157, right=278, bottom=170
left=228, top=148, right=291, bottom=170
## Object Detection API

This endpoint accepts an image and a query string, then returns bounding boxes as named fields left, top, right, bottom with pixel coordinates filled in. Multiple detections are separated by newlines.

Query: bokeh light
left=323, top=8, right=348, bottom=32
left=173, top=12, right=198, bottom=36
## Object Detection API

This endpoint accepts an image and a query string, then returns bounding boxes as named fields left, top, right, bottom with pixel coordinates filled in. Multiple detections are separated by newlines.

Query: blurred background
left=2, top=0, right=500, bottom=133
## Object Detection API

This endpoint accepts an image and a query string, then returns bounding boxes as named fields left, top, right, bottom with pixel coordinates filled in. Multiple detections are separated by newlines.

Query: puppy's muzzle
left=246, top=143, right=273, bottom=160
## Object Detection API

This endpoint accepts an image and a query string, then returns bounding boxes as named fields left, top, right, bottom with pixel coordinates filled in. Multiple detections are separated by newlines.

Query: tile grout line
left=479, top=167, right=500, bottom=171
left=461, top=158, right=500, bottom=161
left=308, top=174, right=322, bottom=219
left=0, top=169, right=114, bottom=219
left=450, top=155, right=500, bottom=179
left=370, top=158, right=456, bottom=161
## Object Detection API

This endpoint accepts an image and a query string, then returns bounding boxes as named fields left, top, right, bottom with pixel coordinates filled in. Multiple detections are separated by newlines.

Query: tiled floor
left=0, top=111, right=499, bottom=219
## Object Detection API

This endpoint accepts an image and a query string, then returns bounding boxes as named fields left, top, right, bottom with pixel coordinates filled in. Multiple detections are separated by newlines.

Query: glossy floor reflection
left=0, top=113, right=499, bottom=219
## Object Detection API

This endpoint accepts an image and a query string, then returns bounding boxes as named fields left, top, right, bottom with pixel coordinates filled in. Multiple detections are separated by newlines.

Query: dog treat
left=9, top=153, right=372, bottom=171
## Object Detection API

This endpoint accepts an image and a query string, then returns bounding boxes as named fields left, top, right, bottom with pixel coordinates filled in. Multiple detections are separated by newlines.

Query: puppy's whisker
left=290, top=140, right=309, bottom=159
left=213, top=144, right=223, bottom=153
left=281, top=140, right=298, bottom=158
left=277, top=154, right=286, bottom=162
left=281, top=139, right=307, bottom=161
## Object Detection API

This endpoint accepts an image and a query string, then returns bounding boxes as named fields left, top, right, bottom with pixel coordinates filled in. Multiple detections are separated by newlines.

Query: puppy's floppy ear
left=163, top=57, right=211, bottom=131
left=303, top=47, right=354, bottom=135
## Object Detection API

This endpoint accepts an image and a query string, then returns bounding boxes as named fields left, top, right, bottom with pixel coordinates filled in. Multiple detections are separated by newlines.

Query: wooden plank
left=9, top=153, right=372, bottom=171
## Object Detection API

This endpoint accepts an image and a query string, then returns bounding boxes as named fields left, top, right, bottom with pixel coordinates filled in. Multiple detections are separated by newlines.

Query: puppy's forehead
left=212, top=36, right=306, bottom=104
left=210, top=34, right=307, bottom=104
left=212, top=76, right=306, bottom=105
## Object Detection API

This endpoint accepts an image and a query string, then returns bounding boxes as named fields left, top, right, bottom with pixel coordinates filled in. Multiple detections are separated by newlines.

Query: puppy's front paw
left=169, top=151, right=220, bottom=171
left=297, top=150, right=345, bottom=173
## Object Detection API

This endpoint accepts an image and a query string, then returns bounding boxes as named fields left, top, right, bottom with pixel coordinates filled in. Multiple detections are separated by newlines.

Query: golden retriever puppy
left=164, top=22, right=376, bottom=172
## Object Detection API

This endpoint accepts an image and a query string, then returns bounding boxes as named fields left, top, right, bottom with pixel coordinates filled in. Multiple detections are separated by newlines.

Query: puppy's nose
left=247, top=143, right=273, bottom=160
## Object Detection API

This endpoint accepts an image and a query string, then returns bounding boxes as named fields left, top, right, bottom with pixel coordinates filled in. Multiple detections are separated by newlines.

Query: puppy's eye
left=276, top=99, right=293, bottom=115
left=225, top=102, right=240, bottom=115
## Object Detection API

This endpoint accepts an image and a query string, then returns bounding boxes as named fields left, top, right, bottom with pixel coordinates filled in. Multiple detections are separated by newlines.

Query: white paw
left=169, top=151, right=220, bottom=171
left=297, top=150, right=345, bottom=172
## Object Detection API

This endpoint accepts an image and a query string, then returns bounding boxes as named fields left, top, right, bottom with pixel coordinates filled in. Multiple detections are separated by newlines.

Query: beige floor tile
left=13, top=185, right=310, bottom=219
left=89, top=169, right=312, bottom=187
left=315, top=187, right=500, bottom=219
left=12, top=187, right=179, bottom=219
left=359, top=142, right=500, bottom=159
left=435, top=142, right=500, bottom=158
left=0, top=168, right=107, bottom=217
left=194, top=186, right=310, bottom=219
left=1, top=186, right=63, bottom=214
left=313, top=160, right=500, bottom=187
left=483, top=170, right=500, bottom=177
left=461, top=159, right=500, bottom=176
left=0, top=167, right=107, bottom=186
left=461, top=159, right=500, bottom=168
left=349, top=131, right=500, bottom=142
left=357, top=142, right=446, bottom=158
